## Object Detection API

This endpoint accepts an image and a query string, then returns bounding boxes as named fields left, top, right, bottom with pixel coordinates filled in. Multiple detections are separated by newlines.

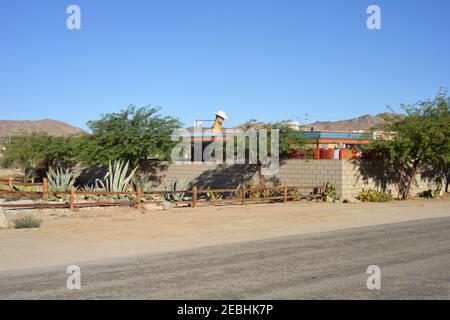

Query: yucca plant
left=47, top=168, right=75, bottom=192
left=95, top=160, right=138, bottom=192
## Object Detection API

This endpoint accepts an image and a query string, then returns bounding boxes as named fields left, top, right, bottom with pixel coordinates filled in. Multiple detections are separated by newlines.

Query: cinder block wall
left=272, top=160, right=343, bottom=197
left=142, top=159, right=443, bottom=199
left=341, top=160, right=444, bottom=199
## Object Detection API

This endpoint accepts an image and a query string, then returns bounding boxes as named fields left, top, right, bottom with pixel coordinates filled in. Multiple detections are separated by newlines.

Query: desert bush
left=245, top=182, right=281, bottom=199
left=356, top=188, right=393, bottom=202
left=416, top=188, right=440, bottom=199
left=207, top=191, right=223, bottom=201
left=13, top=215, right=42, bottom=229
left=321, top=182, right=337, bottom=199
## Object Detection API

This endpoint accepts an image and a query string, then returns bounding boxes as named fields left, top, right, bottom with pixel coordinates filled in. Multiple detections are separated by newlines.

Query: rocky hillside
left=0, top=119, right=84, bottom=137
left=306, top=113, right=399, bottom=131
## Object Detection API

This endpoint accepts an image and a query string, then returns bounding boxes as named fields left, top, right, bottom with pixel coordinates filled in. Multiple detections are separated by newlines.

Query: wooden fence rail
left=0, top=176, right=326, bottom=211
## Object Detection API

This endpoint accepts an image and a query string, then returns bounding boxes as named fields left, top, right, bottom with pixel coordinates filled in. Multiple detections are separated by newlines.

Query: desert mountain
left=0, top=119, right=84, bottom=137
left=304, top=113, right=399, bottom=132
left=232, top=113, right=400, bottom=132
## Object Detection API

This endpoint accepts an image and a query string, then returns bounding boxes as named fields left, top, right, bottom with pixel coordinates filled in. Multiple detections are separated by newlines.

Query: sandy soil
left=1, top=197, right=449, bottom=272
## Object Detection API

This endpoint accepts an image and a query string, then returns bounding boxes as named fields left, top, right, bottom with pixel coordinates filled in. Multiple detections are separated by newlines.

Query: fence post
left=241, top=185, right=246, bottom=204
left=70, top=187, right=75, bottom=211
left=283, top=185, right=288, bottom=202
left=321, top=181, right=327, bottom=195
left=192, top=186, right=197, bottom=207
left=136, top=186, right=142, bottom=208
left=8, top=177, right=13, bottom=191
left=43, top=178, right=48, bottom=201
left=31, top=177, right=34, bottom=184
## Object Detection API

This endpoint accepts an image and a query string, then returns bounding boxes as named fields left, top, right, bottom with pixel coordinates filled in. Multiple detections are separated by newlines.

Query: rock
left=325, top=196, right=334, bottom=203
left=0, top=208, right=9, bottom=228
left=342, top=197, right=357, bottom=203
left=142, top=203, right=164, bottom=211
left=161, top=201, right=172, bottom=210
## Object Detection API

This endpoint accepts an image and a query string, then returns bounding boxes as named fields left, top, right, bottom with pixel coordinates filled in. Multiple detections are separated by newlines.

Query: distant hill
left=231, top=113, right=401, bottom=132
left=0, top=119, right=84, bottom=137
left=305, top=112, right=399, bottom=132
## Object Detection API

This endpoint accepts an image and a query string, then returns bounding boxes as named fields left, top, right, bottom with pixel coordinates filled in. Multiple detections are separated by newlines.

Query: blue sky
left=1, top=0, right=449, bottom=130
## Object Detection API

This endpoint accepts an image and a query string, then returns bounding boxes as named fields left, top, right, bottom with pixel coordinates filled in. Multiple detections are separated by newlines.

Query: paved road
left=1, top=217, right=450, bottom=299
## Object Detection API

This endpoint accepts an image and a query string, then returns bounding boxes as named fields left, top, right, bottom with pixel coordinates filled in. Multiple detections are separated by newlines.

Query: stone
left=0, top=208, right=9, bottom=228
left=143, top=203, right=164, bottom=211
left=325, top=196, right=334, bottom=203
left=342, top=197, right=357, bottom=203
left=161, top=201, right=172, bottom=210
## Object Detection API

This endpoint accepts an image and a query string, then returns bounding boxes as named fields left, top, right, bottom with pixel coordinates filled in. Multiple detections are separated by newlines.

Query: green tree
left=370, top=90, right=450, bottom=199
left=236, top=119, right=307, bottom=186
left=83, top=105, right=182, bottom=165
left=1, top=133, right=80, bottom=176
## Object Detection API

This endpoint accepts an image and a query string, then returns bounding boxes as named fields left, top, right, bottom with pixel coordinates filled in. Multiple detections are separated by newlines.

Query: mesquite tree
left=371, top=90, right=450, bottom=199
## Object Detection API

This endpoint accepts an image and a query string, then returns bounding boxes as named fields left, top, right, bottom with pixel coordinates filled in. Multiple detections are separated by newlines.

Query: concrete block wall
left=142, top=159, right=443, bottom=199
left=273, top=160, right=343, bottom=197
left=341, top=160, right=444, bottom=200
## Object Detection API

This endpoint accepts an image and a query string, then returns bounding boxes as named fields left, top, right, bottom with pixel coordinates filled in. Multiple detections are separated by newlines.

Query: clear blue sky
left=1, top=0, right=449, bottom=130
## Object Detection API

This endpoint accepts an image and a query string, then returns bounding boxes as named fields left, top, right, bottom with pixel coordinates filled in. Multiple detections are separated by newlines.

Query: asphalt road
left=1, top=217, right=450, bottom=299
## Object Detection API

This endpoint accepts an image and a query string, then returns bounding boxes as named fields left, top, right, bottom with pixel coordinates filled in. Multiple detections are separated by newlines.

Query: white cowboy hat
left=213, top=110, right=228, bottom=120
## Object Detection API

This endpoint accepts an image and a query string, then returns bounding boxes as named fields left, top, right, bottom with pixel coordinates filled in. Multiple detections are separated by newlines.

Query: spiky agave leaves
left=95, top=160, right=139, bottom=192
left=165, top=178, right=191, bottom=201
left=47, top=167, right=75, bottom=192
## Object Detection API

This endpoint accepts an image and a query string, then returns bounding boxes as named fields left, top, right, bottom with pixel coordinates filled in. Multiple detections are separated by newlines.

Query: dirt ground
left=1, top=197, right=449, bottom=272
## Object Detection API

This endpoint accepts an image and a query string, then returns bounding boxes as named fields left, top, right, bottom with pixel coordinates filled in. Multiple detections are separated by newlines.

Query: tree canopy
left=0, top=105, right=183, bottom=174
left=83, top=105, right=182, bottom=165
left=370, top=90, right=450, bottom=198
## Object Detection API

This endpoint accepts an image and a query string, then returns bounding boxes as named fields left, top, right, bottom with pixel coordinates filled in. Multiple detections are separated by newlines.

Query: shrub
left=207, top=191, right=223, bottom=201
left=356, top=188, right=393, bottom=202
left=322, top=182, right=336, bottom=199
left=13, top=215, right=42, bottom=229
left=244, top=182, right=281, bottom=199
left=417, top=188, right=440, bottom=199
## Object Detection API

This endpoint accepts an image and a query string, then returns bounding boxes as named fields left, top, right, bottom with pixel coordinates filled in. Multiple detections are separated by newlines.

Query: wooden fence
left=0, top=177, right=326, bottom=211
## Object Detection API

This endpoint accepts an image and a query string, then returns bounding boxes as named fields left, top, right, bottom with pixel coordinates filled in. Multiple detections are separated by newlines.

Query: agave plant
left=132, top=175, right=152, bottom=193
left=164, top=178, right=191, bottom=201
left=95, top=160, right=138, bottom=192
left=47, top=167, right=75, bottom=192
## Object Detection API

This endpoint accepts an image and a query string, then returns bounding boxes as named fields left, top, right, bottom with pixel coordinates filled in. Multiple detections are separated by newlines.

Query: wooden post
left=321, top=181, right=327, bottom=194
left=192, top=186, right=197, bottom=207
left=31, top=177, right=34, bottom=184
left=136, top=186, right=142, bottom=208
left=241, top=185, right=246, bottom=204
left=283, top=185, right=288, bottom=202
left=70, top=187, right=75, bottom=211
left=8, top=177, right=13, bottom=191
left=43, top=178, right=48, bottom=201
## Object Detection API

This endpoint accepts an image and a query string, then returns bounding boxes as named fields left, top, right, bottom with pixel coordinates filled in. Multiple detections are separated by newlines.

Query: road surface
left=1, top=217, right=449, bottom=299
